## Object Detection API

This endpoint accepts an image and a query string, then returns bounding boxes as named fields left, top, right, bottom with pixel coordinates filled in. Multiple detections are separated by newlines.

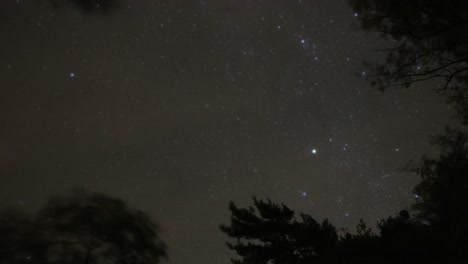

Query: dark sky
left=0, top=0, right=456, bottom=263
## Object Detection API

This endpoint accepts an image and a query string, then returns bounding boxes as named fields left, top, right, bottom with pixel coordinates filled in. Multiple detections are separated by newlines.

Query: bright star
left=69, top=72, right=75, bottom=78
left=311, top=149, right=317, bottom=154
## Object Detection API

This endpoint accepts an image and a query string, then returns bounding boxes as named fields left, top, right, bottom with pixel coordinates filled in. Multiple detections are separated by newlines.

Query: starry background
left=0, top=0, right=456, bottom=263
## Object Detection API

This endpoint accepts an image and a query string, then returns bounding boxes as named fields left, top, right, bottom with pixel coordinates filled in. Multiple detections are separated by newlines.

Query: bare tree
left=349, top=0, right=468, bottom=123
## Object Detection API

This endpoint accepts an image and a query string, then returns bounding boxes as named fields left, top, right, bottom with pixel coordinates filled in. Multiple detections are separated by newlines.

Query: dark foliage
left=376, top=210, right=437, bottom=263
left=49, top=0, right=120, bottom=14
left=349, top=0, right=468, bottom=123
left=411, top=128, right=468, bottom=256
left=0, top=190, right=167, bottom=264
left=0, top=210, right=42, bottom=264
left=220, top=197, right=338, bottom=264
left=221, top=129, right=468, bottom=263
left=337, top=219, right=381, bottom=263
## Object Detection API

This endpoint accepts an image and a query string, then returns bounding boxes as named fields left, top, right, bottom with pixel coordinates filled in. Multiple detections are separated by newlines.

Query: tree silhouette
left=49, top=0, right=120, bottom=14
left=220, top=197, right=338, bottom=264
left=0, top=190, right=167, bottom=264
left=0, top=209, right=44, bottom=264
left=410, top=128, right=468, bottom=256
left=376, top=210, right=438, bottom=263
left=337, top=219, right=382, bottom=263
left=349, top=0, right=468, bottom=123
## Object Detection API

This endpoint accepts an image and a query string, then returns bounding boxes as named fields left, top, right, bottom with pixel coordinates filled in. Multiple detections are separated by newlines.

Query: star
left=311, top=149, right=317, bottom=154
left=69, top=72, right=75, bottom=78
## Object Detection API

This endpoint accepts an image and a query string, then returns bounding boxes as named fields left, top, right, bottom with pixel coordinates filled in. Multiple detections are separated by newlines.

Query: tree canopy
left=411, top=129, right=468, bottom=254
left=349, top=0, right=468, bottom=123
left=49, top=0, right=120, bottom=14
left=220, top=197, right=338, bottom=264
left=0, top=191, right=167, bottom=264
left=221, top=129, right=468, bottom=263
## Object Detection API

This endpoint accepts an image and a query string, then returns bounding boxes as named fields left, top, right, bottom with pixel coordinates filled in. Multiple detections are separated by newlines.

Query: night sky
left=0, top=1, right=456, bottom=263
